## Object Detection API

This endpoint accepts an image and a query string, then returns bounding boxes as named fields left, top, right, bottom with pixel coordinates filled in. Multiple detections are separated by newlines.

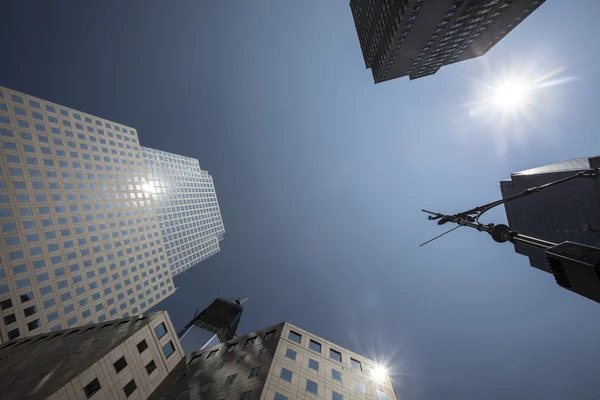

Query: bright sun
left=493, top=81, right=529, bottom=109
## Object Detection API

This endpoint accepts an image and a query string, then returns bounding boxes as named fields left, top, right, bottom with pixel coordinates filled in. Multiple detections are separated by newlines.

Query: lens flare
left=371, top=365, right=388, bottom=382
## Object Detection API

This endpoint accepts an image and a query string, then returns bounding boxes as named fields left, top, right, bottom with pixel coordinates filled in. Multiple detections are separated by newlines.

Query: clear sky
left=2, top=1, right=600, bottom=399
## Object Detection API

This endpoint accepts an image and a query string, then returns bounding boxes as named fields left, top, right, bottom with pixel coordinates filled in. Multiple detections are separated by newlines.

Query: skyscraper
left=500, top=156, right=600, bottom=272
left=0, top=86, right=223, bottom=342
left=350, top=0, right=546, bottom=83
left=148, top=322, right=396, bottom=400
left=142, top=147, right=224, bottom=276
left=0, top=311, right=184, bottom=400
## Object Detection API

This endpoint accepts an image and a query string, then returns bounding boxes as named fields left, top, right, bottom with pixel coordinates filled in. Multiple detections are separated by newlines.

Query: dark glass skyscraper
left=500, top=156, right=600, bottom=272
left=350, top=0, right=545, bottom=83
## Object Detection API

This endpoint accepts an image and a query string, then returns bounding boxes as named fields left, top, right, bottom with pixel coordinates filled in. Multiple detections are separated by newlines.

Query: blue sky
left=2, top=1, right=600, bottom=399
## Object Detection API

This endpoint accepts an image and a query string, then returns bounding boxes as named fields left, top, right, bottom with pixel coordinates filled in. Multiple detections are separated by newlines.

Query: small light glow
left=371, top=365, right=387, bottom=382
left=141, top=181, right=156, bottom=193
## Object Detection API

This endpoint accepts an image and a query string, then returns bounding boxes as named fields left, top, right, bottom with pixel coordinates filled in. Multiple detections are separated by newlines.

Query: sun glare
left=371, top=365, right=388, bottom=382
left=493, top=81, right=529, bottom=109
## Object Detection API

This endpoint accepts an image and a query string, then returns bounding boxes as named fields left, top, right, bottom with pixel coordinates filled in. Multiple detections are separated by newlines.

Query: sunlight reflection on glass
left=371, top=365, right=388, bottom=382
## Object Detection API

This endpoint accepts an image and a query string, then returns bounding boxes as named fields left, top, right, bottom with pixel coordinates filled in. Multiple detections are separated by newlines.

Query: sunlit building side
left=141, top=148, right=224, bottom=276
left=350, top=0, right=546, bottom=83
left=500, top=156, right=600, bottom=272
left=0, top=311, right=184, bottom=400
left=149, top=322, right=397, bottom=400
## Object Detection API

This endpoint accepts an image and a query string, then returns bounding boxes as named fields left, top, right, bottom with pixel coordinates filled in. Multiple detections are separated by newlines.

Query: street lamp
left=422, top=167, right=600, bottom=303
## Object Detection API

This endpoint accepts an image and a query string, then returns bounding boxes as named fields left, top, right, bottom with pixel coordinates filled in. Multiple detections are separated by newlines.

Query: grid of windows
left=0, top=86, right=176, bottom=339
left=142, top=147, right=224, bottom=275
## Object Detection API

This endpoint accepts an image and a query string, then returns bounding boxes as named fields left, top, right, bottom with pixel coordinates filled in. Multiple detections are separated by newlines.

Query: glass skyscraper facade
left=142, top=148, right=224, bottom=275
left=0, top=86, right=223, bottom=342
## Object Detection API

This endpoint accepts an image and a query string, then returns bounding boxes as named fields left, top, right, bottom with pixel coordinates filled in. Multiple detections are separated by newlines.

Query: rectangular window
left=264, top=330, right=276, bottom=341
left=227, top=343, right=238, bottom=353
left=145, top=359, right=157, bottom=375
left=309, top=339, right=321, bottom=353
left=280, top=368, right=293, bottom=383
left=137, top=339, right=148, bottom=353
left=245, top=337, right=257, bottom=347
left=123, top=379, right=137, bottom=398
left=114, top=356, right=127, bottom=373
left=332, top=392, right=343, bottom=400
left=225, top=374, right=237, bottom=385
left=351, top=358, right=362, bottom=371
left=377, top=390, right=388, bottom=400
left=354, top=380, right=366, bottom=393
left=330, top=349, right=342, bottom=363
left=286, top=348, right=297, bottom=360
left=275, top=394, right=288, bottom=400
left=24, top=305, right=36, bottom=317
left=309, top=359, right=319, bottom=371
left=288, top=330, right=302, bottom=343
left=248, top=366, right=261, bottom=379
left=4, top=313, right=16, bottom=325
left=332, top=369, right=342, bottom=381
left=236, top=355, right=246, bottom=364
left=162, top=341, right=175, bottom=358
left=154, top=322, right=167, bottom=338
left=240, top=391, right=252, bottom=400
left=27, top=319, right=41, bottom=331
left=84, top=378, right=101, bottom=399
left=306, top=380, right=318, bottom=395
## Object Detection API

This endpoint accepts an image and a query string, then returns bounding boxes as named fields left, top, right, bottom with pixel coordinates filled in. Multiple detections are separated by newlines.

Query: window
left=286, top=348, right=297, bottom=360
left=377, top=390, right=388, bottom=400
left=137, top=339, right=148, bottom=353
left=225, top=374, right=237, bottom=385
left=237, top=391, right=252, bottom=400
left=351, top=358, right=362, bottom=371
left=309, top=359, right=319, bottom=371
left=307, top=380, right=318, bottom=395
left=1, top=298, right=13, bottom=310
left=330, top=349, right=342, bottom=363
left=123, top=379, right=137, bottom=397
left=27, top=319, right=41, bottom=331
left=84, top=378, right=101, bottom=398
left=236, top=355, right=246, bottom=364
left=332, top=369, right=342, bottom=381
left=258, top=348, right=269, bottom=357
left=163, top=341, right=175, bottom=358
left=24, top=305, right=36, bottom=316
left=227, top=343, right=238, bottom=352
left=354, top=379, right=366, bottom=393
left=309, top=339, right=321, bottom=353
left=145, top=359, right=157, bottom=375
left=275, top=394, right=288, bottom=400
left=154, top=322, right=167, bottom=338
left=264, top=330, right=276, bottom=340
left=248, top=366, right=261, bottom=379
left=4, top=313, right=16, bottom=325
left=245, top=337, right=257, bottom=347
left=114, top=356, right=127, bottom=373
left=288, top=330, right=302, bottom=343
left=8, top=328, right=20, bottom=340
left=332, top=392, right=343, bottom=400
left=280, top=368, right=293, bottom=383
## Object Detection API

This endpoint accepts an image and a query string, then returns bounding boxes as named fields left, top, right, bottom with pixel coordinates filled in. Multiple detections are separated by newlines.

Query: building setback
left=0, top=311, right=184, bottom=400
left=0, top=86, right=223, bottom=342
left=350, top=0, right=545, bottom=83
left=500, top=156, right=600, bottom=273
left=141, top=147, right=224, bottom=276
left=148, top=322, right=397, bottom=400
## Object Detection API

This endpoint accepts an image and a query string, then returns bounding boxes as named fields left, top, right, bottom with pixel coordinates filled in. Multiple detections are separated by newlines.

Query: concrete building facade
left=141, top=147, right=224, bottom=276
left=350, top=0, right=546, bottom=83
left=0, top=86, right=223, bottom=342
left=0, top=311, right=184, bottom=400
left=500, top=156, right=600, bottom=272
left=148, top=322, right=396, bottom=400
